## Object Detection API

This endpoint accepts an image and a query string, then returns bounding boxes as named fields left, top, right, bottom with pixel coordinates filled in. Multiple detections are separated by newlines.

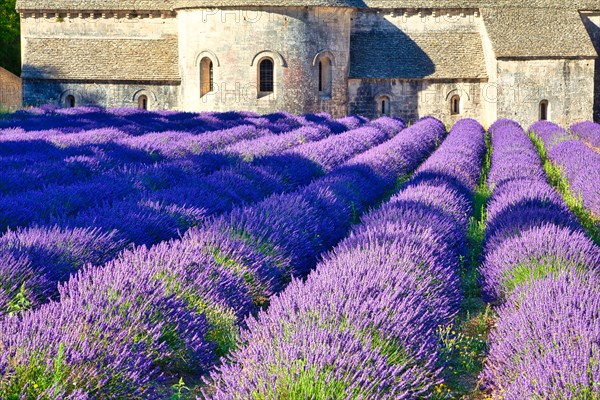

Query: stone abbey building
left=15, top=0, right=600, bottom=126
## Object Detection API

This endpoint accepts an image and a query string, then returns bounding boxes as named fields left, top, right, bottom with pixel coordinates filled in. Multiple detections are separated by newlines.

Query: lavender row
left=204, top=119, right=486, bottom=399
left=0, top=118, right=399, bottom=321
left=61, top=117, right=392, bottom=246
left=0, top=124, right=263, bottom=196
left=480, top=120, right=600, bottom=398
left=571, top=120, right=600, bottom=149
left=0, top=107, right=282, bottom=139
left=0, top=117, right=440, bottom=399
left=0, top=134, right=327, bottom=316
left=0, top=123, right=345, bottom=249
left=530, top=120, right=600, bottom=216
left=0, top=113, right=345, bottom=195
left=224, top=115, right=365, bottom=161
left=0, top=117, right=350, bottom=229
left=2, top=112, right=356, bottom=197
left=0, top=111, right=347, bottom=162
left=114, top=111, right=353, bottom=160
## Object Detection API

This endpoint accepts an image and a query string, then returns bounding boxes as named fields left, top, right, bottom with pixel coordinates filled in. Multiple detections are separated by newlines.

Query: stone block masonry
left=0, top=67, right=22, bottom=111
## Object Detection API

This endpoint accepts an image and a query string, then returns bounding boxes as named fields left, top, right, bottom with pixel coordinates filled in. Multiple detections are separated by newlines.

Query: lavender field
left=0, top=107, right=598, bottom=399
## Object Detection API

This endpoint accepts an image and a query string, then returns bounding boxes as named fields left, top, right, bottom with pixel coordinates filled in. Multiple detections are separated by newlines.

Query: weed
left=171, top=377, right=190, bottom=400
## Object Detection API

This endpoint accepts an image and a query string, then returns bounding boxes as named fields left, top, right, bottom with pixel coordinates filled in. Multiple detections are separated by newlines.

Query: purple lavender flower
left=571, top=120, right=600, bottom=149
left=548, top=139, right=600, bottom=215
left=480, top=119, right=600, bottom=399
left=284, top=118, right=403, bottom=172
left=205, top=118, right=484, bottom=399
left=0, top=116, right=444, bottom=398
left=482, top=224, right=600, bottom=301
left=224, top=125, right=333, bottom=161
left=0, top=225, right=126, bottom=317
left=529, top=120, right=600, bottom=217
left=483, top=272, right=600, bottom=399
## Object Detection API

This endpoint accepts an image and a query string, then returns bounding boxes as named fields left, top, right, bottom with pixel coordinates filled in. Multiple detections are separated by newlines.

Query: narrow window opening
left=450, top=95, right=460, bottom=115
left=540, top=100, right=549, bottom=121
left=259, top=58, right=274, bottom=94
left=65, top=95, right=75, bottom=108
left=319, top=61, right=323, bottom=92
left=318, top=57, right=332, bottom=98
left=377, top=96, right=390, bottom=116
left=200, top=57, right=213, bottom=97
left=138, top=95, right=148, bottom=110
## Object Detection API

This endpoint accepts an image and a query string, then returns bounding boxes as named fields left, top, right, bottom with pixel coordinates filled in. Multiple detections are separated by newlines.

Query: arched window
left=318, top=57, right=332, bottom=98
left=259, top=58, right=274, bottom=94
left=377, top=96, right=391, bottom=116
left=65, top=95, right=75, bottom=108
left=450, top=95, right=461, bottom=115
left=540, top=100, right=549, bottom=121
left=138, top=95, right=148, bottom=110
left=200, top=57, right=213, bottom=97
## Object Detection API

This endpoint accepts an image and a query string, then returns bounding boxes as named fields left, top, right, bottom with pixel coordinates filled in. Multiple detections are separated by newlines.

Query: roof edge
left=496, top=55, right=598, bottom=60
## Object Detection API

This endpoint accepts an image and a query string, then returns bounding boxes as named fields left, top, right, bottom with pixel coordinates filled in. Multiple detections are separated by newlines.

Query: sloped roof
left=481, top=8, right=597, bottom=58
left=22, top=37, right=180, bottom=81
left=349, top=31, right=487, bottom=79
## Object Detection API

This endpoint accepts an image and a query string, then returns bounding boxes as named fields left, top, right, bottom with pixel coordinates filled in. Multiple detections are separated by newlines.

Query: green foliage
left=438, top=317, right=489, bottom=374
left=529, top=132, right=600, bottom=245
left=0, top=343, right=67, bottom=400
left=205, top=245, right=268, bottom=307
left=368, top=330, right=411, bottom=367
left=157, top=269, right=240, bottom=358
left=171, top=377, right=190, bottom=400
left=228, top=226, right=280, bottom=263
left=463, top=132, right=492, bottom=311
left=0, top=0, right=20, bottom=75
left=502, top=256, right=587, bottom=297
left=6, top=282, right=31, bottom=317
left=251, top=363, right=353, bottom=400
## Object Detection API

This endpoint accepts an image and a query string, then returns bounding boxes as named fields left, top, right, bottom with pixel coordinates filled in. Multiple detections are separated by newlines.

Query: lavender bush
left=204, top=118, right=485, bottom=399
left=60, top=118, right=393, bottom=247
left=0, top=226, right=125, bottom=317
left=571, top=120, right=600, bottom=148
left=483, top=272, right=600, bottom=399
left=530, top=120, right=600, bottom=217
left=480, top=120, right=596, bottom=301
left=480, top=120, right=600, bottom=398
left=0, top=115, right=391, bottom=321
left=0, top=116, right=440, bottom=398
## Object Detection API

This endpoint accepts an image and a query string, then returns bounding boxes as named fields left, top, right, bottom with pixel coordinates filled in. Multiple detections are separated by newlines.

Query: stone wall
left=348, top=78, right=485, bottom=125
left=177, top=6, right=351, bottom=116
left=496, top=58, right=595, bottom=127
left=22, top=80, right=179, bottom=109
left=20, top=12, right=180, bottom=109
left=348, top=9, right=488, bottom=126
left=0, top=67, right=22, bottom=111
left=581, top=13, right=600, bottom=122
left=478, top=13, right=498, bottom=126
